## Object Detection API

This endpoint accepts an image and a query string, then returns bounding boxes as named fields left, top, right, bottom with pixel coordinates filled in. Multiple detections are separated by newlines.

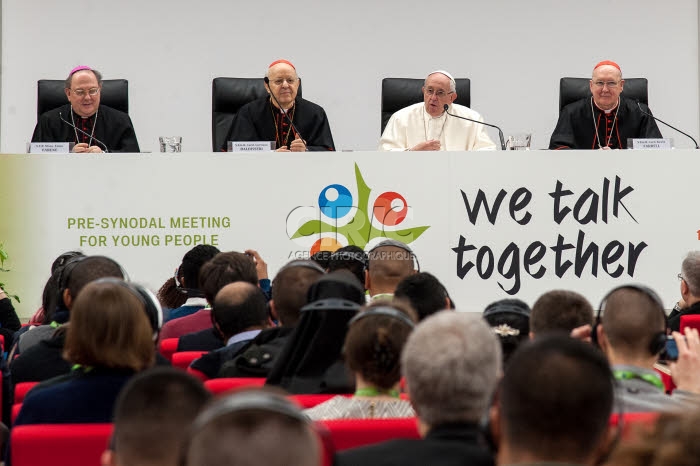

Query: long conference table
left=0, top=149, right=695, bottom=316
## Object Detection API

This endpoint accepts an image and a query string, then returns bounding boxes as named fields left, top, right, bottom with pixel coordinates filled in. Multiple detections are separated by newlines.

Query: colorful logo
left=287, top=163, right=430, bottom=254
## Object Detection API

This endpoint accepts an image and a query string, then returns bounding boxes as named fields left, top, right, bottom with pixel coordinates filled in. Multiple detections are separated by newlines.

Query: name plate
left=227, top=141, right=276, bottom=152
left=29, top=142, right=71, bottom=154
left=628, top=138, right=672, bottom=150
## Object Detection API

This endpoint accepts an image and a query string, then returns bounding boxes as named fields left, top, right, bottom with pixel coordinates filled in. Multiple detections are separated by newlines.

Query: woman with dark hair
left=13, top=279, right=155, bottom=426
left=482, top=298, right=530, bottom=366
left=305, top=300, right=417, bottom=420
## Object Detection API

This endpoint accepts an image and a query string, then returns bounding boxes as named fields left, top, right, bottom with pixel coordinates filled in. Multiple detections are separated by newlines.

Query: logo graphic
left=287, top=163, right=430, bottom=254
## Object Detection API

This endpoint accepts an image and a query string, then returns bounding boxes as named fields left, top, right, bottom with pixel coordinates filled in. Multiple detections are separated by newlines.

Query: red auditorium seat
left=318, top=417, right=420, bottom=451
left=159, top=337, right=179, bottom=361
left=14, top=382, right=39, bottom=404
left=609, top=411, right=659, bottom=440
left=680, top=314, right=700, bottom=333
left=11, top=423, right=113, bottom=466
left=289, top=394, right=340, bottom=409
left=171, top=351, right=207, bottom=370
left=203, top=377, right=267, bottom=395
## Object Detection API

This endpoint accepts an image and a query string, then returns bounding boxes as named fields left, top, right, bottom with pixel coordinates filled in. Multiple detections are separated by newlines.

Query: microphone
left=264, top=77, right=305, bottom=149
left=635, top=101, right=699, bottom=149
left=443, top=104, right=506, bottom=150
left=59, top=112, right=109, bottom=153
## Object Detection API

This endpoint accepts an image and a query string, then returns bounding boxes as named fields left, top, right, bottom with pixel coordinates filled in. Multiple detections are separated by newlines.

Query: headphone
left=300, top=298, right=361, bottom=313
left=56, top=255, right=130, bottom=308
left=182, top=390, right=334, bottom=466
left=279, top=260, right=326, bottom=275
left=93, top=277, right=163, bottom=340
left=367, top=239, right=420, bottom=272
left=483, top=302, right=531, bottom=319
left=329, top=249, right=368, bottom=270
left=348, top=306, right=415, bottom=328
left=592, top=284, right=667, bottom=356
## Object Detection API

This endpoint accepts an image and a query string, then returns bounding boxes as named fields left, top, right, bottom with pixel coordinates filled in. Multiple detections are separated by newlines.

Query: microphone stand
left=443, top=104, right=506, bottom=150
left=59, top=112, right=109, bottom=152
left=635, top=101, right=699, bottom=149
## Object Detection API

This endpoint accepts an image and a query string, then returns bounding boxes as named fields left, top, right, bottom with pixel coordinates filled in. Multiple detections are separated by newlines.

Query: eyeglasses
left=424, top=88, right=453, bottom=98
left=71, top=88, right=100, bottom=97
left=270, top=78, right=298, bottom=86
left=592, top=81, right=620, bottom=89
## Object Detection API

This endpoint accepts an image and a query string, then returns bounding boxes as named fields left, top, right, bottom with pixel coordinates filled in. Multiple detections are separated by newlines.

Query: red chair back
left=318, top=417, right=420, bottom=451
left=11, top=423, right=113, bottom=466
left=171, top=351, right=207, bottom=370
left=289, top=394, right=341, bottom=409
left=609, top=412, right=659, bottom=440
left=14, top=382, right=39, bottom=404
left=159, top=338, right=179, bottom=361
left=204, top=377, right=267, bottom=395
left=680, top=314, right=700, bottom=333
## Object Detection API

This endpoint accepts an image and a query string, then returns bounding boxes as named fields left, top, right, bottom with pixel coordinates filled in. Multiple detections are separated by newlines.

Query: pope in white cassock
left=379, top=70, right=496, bottom=151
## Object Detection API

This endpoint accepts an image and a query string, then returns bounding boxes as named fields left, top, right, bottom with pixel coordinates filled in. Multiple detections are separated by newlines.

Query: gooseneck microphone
left=59, top=112, right=109, bottom=152
left=443, top=104, right=506, bottom=150
left=264, top=77, right=305, bottom=149
left=635, top=101, right=699, bottom=149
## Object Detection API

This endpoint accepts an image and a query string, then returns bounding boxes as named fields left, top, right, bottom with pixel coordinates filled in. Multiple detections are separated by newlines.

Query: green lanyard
left=354, top=387, right=400, bottom=398
left=613, top=369, right=665, bottom=391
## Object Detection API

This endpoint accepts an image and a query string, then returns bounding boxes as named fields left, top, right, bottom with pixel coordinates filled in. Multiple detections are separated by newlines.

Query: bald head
left=212, top=282, right=268, bottom=340
left=366, top=245, right=415, bottom=296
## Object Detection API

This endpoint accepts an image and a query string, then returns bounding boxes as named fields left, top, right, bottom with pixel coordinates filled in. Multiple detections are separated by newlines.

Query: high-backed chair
left=171, top=351, right=207, bottom=371
left=159, top=338, right=179, bottom=362
left=680, top=314, right=700, bottom=333
left=37, top=79, right=129, bottom=120
left=318, top=417, right=420, bottom=451
left=211, top=77, right=303, bottom=152
left=203, top=377, right=267, bottom=395
left=558, top=77, right=648, bottom=113
left=381, top=78, right=471, bottom=134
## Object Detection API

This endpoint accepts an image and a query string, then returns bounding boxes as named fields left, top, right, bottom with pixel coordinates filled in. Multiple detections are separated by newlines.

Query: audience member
left=31, top=66, right=140, bottom=153
left=530, top=289, right=594, bottom=338
left=336, top=311, right=501, bottom=466
left=166, top=245, right=220, bottom=321
left=328, top=246, right=368, bottom=286
left=595, top=285, right=700, bottom=412
left=482, top=298, right=530, bottom=366
left=668, top=251, right=700, bottom=331
left=218, top=260, right=324, bottom=378
left=190, top=282, right=270, bottom=379
left=394, top=272, right=453, bottom=321
left=490, top=334, right=615, bottom=466
left=159, top=251, right=257, bottom=350
left=266, top=270, right=365, bottom=393
left=365, top=240, right=417, bottom=300
left=379, top=70, right=496, bottom=151
left=182, top=390, right=320, bottom=466
left=101, top=367, right=211, bottom=466
left=13, top=279, right=155, bottom=426
left=305, top=301, right=417, bottom=420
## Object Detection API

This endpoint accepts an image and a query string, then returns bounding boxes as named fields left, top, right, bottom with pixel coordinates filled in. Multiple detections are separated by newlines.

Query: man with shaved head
left=220, top=59, right=335, bottom=152
left=549, top=60, right=661, bottom=149
left=365, top=240, right=417, bottom=300
left=379, top=69, right=496, bottom=151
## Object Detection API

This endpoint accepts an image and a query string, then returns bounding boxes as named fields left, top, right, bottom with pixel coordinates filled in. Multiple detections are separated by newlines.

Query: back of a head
left=184, top=390, right=320, bottom=466
left=61, top=255, right=125, bottom=307
left=483, top=299, right=530, bottom=365
left=601, top=287, right=666, bottom=358
left=213, top=282, right=268, bottom=339
left=681, top=251, right=700, bottom=297
left=530, top=289, right=594, bottom=336
left=344, top=301, right=417, bottom=390
left=310, top=250, right=332, bottom=270
left=499, top=334, right=614, bottom=463
left=111, top=367, right=211, bottom=466
left=328, top=246, right=367, bottom=286
left=402, top=311, right=501, bottom=426
left=179, top=245, right=221, bottom=292
left=271, top=260, right=325, bottom=327
left=306, top=270, right=365, bottom=305
left=394, top=272, right=450, bottom=321
left=64, top=280, right=154, bottom=371
left=198, top=252, right=258, bottom=304
left=367, top=244, right=415, bottom=293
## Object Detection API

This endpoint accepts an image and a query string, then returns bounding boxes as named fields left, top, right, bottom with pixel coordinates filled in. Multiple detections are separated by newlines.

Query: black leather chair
left=381, top=78, right=470, bottom=134
left=211, top=77, right=303, bottom=152
left=559, top=77, right=648, bottom=113
left=37, top=79, right=129, bottom=120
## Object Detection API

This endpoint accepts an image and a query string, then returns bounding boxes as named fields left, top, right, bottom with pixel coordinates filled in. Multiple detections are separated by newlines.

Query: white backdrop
left=1, top=0, right=699, bottom=153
